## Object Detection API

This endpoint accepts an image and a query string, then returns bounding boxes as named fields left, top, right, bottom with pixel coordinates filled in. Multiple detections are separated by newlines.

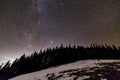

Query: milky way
left=0, top=0, right=120, bottom=63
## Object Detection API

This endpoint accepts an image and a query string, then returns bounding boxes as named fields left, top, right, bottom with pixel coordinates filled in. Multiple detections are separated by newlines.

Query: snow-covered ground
left=9, top=60, right=120, bottom=80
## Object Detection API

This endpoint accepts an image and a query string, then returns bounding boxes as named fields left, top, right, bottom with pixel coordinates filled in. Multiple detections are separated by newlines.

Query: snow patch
left=9, top=60, right=120, bottom=80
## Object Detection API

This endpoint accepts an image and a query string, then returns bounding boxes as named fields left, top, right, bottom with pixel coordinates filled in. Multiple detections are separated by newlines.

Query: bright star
left=50, top=41, right=54, bottom=44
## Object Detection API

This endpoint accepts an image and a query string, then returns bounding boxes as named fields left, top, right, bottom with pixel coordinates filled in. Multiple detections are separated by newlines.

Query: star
left=0, top=0, right=119, bottom=64
left=60, top=3, right=64, bottom=6
left=50, top=41, right=54, bottom=44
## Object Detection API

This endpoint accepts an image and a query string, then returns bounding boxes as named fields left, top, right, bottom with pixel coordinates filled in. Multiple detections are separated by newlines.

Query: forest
left=0, top=44, right=120, bottom=80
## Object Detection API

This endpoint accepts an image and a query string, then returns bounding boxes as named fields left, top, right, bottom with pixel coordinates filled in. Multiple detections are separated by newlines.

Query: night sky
left=0, top=0, right=120, bottom=63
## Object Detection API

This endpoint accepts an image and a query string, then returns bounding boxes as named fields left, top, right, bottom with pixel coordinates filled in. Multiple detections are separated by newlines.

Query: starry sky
left=0, top=0, right=120, bottom=63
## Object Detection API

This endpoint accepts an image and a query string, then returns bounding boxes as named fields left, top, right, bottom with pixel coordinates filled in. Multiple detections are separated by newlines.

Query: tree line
left=0, top=44, right=120, bottom=80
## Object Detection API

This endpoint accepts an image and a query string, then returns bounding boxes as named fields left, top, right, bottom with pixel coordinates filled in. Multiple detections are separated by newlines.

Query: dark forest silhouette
left=0, top=44, right=120, bottom=80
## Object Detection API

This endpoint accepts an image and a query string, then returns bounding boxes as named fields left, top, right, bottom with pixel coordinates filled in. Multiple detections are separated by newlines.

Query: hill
left=0, top=44, right=120, bottom=80
left=9, top=60, right=120, bottom=80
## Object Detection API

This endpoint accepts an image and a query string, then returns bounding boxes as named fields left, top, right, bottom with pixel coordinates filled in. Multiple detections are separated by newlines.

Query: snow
left=76, top=76, right=90, bottom=80
left=9, top=60, right=120, bottom=80
left=101, top=78, right=107, bottom=80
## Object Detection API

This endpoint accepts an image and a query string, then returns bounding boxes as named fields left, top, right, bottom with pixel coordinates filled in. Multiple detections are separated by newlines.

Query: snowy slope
left=9, top=60, right=120, bottom=80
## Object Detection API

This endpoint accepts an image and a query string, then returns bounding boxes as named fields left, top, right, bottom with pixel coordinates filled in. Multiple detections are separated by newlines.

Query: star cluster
left=0, top=0, right=120, bottom=63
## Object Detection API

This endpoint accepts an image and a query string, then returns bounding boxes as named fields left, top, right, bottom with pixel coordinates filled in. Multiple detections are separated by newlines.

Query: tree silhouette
left=0, top=44, right=120, bottom=80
